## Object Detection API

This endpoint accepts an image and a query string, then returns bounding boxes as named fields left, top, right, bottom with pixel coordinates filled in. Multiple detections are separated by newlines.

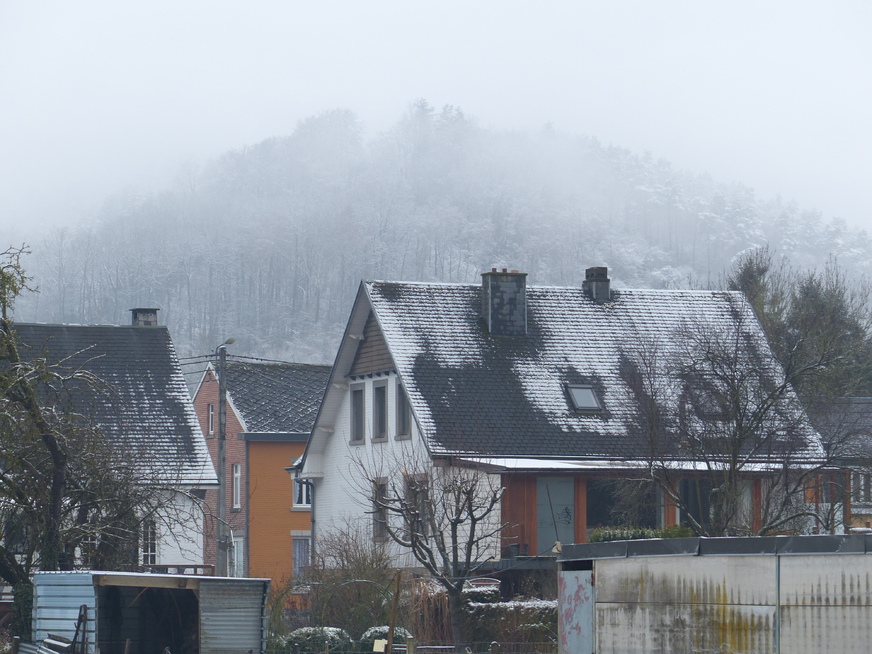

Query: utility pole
left=216, top=340, right=233, bottom=576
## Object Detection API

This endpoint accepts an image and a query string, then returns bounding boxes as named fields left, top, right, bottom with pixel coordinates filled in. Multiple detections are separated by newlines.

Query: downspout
left=307, top=480, right=316, bottom=564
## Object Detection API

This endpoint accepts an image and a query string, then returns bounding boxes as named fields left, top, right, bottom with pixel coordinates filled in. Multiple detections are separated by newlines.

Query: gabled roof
left=13, top=323, right=217, bottom=487
left=224, top=361, right=331, bottom=434
left=351, top=280, right=823, bottom=464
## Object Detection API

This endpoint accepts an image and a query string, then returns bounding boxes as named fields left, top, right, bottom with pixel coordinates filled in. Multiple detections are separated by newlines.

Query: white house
left=300, top=267, right=828, bottom=570
left=14, top=309, right=217, bottom=569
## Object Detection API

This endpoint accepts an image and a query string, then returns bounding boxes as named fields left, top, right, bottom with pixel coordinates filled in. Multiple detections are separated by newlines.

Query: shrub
left=464, top=600, right=557, bottom=649
left=462, top=582, right=500, bottom=604
left=587, top=524, right=695, bottom=543
left=358, top=626, right=411, bottom=653
left=274, top=627, right=354, bottom=654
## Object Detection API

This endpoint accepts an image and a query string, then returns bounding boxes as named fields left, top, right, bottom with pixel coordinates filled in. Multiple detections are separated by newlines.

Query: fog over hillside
left=14, top=104, right=872, bottom=363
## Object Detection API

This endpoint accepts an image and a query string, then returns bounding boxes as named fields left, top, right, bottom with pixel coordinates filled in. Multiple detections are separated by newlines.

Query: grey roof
left=365, top=281, right=824, bottom=463
left=13, top=323, right=217, bottom=487
left=225, top=361, right=330, bottom=433
left=810, top=397, right=872, bottom=460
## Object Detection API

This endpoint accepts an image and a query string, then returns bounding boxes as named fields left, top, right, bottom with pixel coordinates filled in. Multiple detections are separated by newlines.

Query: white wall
left=155, top=490, right=206, bottom=566
left=311, top=372, right=502, bottom=568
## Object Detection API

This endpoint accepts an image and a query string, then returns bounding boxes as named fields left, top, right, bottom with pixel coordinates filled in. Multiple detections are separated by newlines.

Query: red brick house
left=193, top=360, right=329, bottom=581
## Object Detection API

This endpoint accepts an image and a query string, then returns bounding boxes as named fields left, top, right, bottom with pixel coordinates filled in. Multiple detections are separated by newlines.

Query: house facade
left=13, top=309, right=217, bottom=569
left=193, top=360, right=330, bottom=581
left=300, top=267, right=828, bottom=565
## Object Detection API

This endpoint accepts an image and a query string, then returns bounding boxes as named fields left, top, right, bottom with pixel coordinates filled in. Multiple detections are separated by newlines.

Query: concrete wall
left=558, top=536, right=872, bottom=654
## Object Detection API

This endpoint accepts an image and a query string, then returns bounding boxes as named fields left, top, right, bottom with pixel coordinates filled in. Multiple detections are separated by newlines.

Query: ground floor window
left=229, top=535, right=245, bottom=577
left=140, top=519, right=158, bottom=566
left=293, top=537, right=310, bottom=579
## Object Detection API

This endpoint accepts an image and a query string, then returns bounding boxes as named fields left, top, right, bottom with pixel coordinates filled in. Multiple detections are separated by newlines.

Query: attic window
left=567, top=385, right=602, bottom=412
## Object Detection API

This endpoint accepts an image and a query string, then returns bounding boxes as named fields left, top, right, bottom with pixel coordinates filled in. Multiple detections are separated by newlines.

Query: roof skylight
left=567, top=384, right=602, bottom=412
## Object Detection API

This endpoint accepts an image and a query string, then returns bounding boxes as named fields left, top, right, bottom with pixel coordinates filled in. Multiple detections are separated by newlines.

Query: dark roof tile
left=225, top=362, right=331, bottom=433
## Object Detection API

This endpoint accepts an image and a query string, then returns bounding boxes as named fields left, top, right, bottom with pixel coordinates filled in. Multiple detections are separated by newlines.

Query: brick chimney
left=583, top=267, right=611, bottom=302
left=481, top=268, right=527, bottom=336
left=130, top=308, right=160, bottom=326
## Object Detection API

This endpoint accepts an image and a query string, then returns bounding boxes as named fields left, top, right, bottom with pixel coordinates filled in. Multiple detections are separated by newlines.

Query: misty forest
left=14, top=100, right=872, bottom=365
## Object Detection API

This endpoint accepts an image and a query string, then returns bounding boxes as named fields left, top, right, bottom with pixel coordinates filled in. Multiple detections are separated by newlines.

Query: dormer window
left=567, top=384, right=602, bottom=412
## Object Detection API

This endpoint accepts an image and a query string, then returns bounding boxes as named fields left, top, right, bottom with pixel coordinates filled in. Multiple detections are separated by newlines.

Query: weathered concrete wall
left=593, top=556, right=776, bottom=653
left=779, top=554, right=872, bottom=652
left=558, top=536, right=872, bottom=654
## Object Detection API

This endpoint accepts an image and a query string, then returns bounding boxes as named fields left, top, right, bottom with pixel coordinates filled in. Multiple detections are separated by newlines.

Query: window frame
left=396, top=381, right=411, bottom=440
left=854, top=471, right=872, bottom=505
left=404, top=475, right=430, bottom=539
left=566, top=384, right=603, bottom=412
left=207, top=403, right=214, bottom=437
left=140, top=518, right=158, bottom=567
left=294, top=479, right=312, bottom=508
left=372, top=381, right=388, bottom=442
left=232, top=463, right=242, bottom=510
left=229, top=535, right=244, bottom=577
left=292, top=536, right=311, bottom=579
left=373, top=480, right=388, bottom=541
left=350, top=384, right=366, bottom=444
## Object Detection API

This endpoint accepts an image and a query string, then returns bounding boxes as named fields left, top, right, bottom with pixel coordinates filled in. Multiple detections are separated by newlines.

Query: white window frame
left=207, top=403, right=214, bottom=436
left=372, top=381, right=388, bottom=442
left=232, top=463, right=242, bottom=509
left=292, top=536, right=311, bottom=579
left=229, top=535, right=244, bottom=577
left=294, top=479, right=312, bottom=508
left=396, top=381, right=411, bottom=439
left=350, top=384, right=365, bottom=443
left=140, top=518, right=157, bottom=567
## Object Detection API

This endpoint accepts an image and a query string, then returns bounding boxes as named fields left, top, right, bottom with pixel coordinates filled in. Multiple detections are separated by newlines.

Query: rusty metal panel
left=595, top=602, right=776, bottom=654
left=594, top=555, right=777, bottom=606
left=557, top=569, right=593, bottom=654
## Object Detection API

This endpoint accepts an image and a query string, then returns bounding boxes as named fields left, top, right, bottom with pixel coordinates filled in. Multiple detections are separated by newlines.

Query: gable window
left=373, top=481, right=388, bottom=541
left=396, top=382, right=411, bottom=439
left=350, top=385, right=365, bottom=443
left=294, top=479, right=312, bottom=508
left=373, top=382, right=388, bottom=441
left=140, top=518, right=157, bottom=566
left=567, top=384, right=602, bottom=412
left=207, top=403, right=214, bottom=436
left=232, top=463, right=242, bottom=509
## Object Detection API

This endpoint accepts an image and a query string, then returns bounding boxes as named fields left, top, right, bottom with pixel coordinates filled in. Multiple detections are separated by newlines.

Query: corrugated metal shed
left=199, top=580, right=268, bottom=654
left=31, top=572, right=269, bottom=654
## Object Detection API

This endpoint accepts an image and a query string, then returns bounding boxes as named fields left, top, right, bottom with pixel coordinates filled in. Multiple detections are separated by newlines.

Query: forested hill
left=16, top=101, right=872, bottom=363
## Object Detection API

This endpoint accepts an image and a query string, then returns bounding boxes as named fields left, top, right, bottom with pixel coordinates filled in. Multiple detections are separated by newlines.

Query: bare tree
left=303, top=521, right=396, bottom=639
left=0, top=247, right=204, bottom=635
left=353, top=451, right=505, bottom=648
left=620, top=303, right=833, bottom=537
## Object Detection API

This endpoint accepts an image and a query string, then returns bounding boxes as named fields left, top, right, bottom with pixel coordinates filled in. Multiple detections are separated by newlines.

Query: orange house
left=193, top=359, right=330, bottom=582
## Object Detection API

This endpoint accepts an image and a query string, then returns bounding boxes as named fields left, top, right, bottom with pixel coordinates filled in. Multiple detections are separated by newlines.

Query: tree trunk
left=447, top=588, right=467, bottom=651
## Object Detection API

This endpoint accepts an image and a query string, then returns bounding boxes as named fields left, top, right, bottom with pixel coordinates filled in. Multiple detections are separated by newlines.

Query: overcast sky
left=2, top=1, right=870, bottom=240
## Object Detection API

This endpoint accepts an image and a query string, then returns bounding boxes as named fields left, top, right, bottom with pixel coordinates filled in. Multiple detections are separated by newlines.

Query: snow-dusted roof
left=13, top=323, right=218, bottom=487
left=225, top=361, right=330, bottom=434
left=365, top=281, right=824, bottom=464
